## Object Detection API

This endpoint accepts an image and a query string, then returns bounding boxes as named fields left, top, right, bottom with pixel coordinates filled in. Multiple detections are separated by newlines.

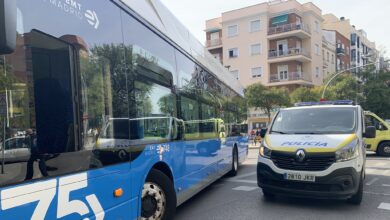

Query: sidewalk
left=248, top=142, right=260, bottom=149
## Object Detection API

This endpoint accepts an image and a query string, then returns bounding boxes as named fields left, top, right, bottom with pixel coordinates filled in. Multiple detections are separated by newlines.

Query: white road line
left=366, top=177, right=379, bottom=186
left=382, top=184, right=390, bottom=187
left=364, top=191, right=390, bottom=196
left=233, top=172, right=257, bottom=179
left=374, top=162, right=386, bottom=167
left=378, top=203, right=390, bottom=211
left=232, top=186, right=258, bottom=192
left=225, top=179, right=258, bottom=184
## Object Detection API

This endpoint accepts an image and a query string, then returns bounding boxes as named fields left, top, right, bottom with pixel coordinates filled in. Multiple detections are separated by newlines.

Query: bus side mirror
left=364, top=126, right=376, bottom=139
left=260, top=128, right=267, bottom=138
left=0, top=0, right=17, bottom=55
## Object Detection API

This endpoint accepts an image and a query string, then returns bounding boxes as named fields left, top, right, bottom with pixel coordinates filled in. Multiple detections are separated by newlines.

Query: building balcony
left=267, top=23, right=311, bottom=40
left=269, top=72, right=312, bottom=85
left=206, top=39, right=222, bottom=48
left=336, top=48, right=345, bottom=56
left=268, top=48, right=311, bottom=63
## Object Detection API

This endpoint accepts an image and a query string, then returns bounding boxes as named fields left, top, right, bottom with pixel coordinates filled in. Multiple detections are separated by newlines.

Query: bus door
left=0, top=1, right=133, bottom=219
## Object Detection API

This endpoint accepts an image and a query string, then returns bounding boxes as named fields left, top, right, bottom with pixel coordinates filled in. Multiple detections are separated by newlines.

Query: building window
left=332, top=54, right=335, bottom=64
left=316, top=67, right=320, bottom=78
left=251, top=67, right=262, bottom=78
left=251, top=44, right=261, bottom=55
left=210, top=32, right=219, bottom=40
left=315, top=21, right=320, bottom=32
left=315, top=44, right=320, bottom=55
left=227, top=25, right=238, bottom=37
left=250, top=20, right=261, bottom=32
left=228, top=48, right=239, bottom=58
left=346, top=46, right=350, bottom=55
left=230, top=70, right=239, bottom=80
left=327, top=52, right=330, bottom=61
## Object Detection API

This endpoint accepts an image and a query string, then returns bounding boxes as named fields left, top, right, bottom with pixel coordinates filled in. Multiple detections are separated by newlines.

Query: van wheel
left=377, top=142, right=390, bottom=157
left=228, top=147, right=239, bottom=176
left=347, top=173, right=363, bottom=205
left=141, top=169, right=176, bottom=220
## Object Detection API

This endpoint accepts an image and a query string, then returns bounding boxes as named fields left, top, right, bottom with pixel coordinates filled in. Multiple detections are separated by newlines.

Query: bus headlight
left=259, top=141, right=272, bottom=159
left=336, top=138, right=359, bottom=162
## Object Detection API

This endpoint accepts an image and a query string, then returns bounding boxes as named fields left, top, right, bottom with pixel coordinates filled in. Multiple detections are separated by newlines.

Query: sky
left=159, top=0, right=389, bottom=56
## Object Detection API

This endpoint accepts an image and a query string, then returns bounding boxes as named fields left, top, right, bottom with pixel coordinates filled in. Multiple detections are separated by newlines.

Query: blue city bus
left=0, top=0, right=248, bottom=219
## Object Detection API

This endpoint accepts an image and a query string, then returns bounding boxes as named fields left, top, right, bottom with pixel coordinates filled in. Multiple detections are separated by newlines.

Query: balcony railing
left=268, top=48, right=311, bottom=59
left=206, top=39, right=222, bottom=47
left=268, top=23, right=311, bottom=36
left=269, top=72, right=310, bottom=83
left=336, top=48, right=345, bottom=56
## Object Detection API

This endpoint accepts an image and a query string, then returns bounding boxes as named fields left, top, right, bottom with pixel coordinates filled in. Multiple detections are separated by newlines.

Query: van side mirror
left=0, top=0, right=17, bottom=54
left=260, top=128, right=268, bottom=138
left=364, top=126, right=376, bottom=139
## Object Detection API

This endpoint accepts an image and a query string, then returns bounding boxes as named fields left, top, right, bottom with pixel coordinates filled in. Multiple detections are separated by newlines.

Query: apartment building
left=322, top=30, right=336, bottom=79
left=205, top=0, right=324, bottom=91
left=323, top=14, right=378, bottom=71
left=205, top=0, right=325, bottom=131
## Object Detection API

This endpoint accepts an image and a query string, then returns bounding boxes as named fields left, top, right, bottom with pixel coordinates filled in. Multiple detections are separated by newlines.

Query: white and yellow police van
left=257, top=101, right=376, bottom=205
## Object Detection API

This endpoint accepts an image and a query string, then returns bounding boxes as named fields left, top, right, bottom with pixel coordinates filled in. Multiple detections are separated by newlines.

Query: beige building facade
left=322, top=30, right=336, bottom=79
left=205, top=0, right=325, bottom=90
left=323, top=14, right=378, bottom=70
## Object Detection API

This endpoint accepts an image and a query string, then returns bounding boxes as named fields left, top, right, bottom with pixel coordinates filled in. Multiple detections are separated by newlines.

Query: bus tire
left=228, top=147, right=239, bottom=176
left=377, top=142, right=390, bottom=157
left=141, top=169, right=176, bottom=220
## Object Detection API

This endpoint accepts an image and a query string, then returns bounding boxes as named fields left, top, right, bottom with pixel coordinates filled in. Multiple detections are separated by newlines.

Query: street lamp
left=321, top=60, right=390, bottom=99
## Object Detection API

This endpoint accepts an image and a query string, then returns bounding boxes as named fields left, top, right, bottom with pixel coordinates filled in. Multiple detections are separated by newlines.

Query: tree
left=328, top=74, right=362, bottom=101
left=361, top=70, right=390, bottom=119
left=245, top=83, right=290, bottom=122
left=290, top=87, right=321, bottom=103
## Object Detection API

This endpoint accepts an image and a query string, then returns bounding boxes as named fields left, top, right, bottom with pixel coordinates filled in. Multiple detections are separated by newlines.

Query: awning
left=271, top=14, right=288, bottom=26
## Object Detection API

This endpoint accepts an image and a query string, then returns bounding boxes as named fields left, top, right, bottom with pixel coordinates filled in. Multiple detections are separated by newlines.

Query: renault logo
left=296, top=149, right=306, bottom=162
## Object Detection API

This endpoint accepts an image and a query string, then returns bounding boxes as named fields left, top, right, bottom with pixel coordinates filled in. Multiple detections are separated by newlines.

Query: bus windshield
left=271, top=107, right=357, bottom=134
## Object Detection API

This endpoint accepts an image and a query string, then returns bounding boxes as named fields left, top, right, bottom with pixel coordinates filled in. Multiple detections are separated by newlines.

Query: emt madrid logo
left=42, top=0, right=100, bottom=29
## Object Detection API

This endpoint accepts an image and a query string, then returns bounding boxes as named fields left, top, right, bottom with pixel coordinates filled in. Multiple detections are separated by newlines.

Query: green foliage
left=361, top=71, right=390, bottom=119
left=245, top=83, right=290, bottom=122
left=290, top=87, right=321, bottom=103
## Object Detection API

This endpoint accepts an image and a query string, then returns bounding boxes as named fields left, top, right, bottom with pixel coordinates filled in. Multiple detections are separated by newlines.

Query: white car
left=0, top=137, right=31, bottom=163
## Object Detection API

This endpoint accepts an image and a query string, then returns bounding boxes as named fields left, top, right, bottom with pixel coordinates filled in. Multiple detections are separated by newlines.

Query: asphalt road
left=175, top=149, right=390, bottom=220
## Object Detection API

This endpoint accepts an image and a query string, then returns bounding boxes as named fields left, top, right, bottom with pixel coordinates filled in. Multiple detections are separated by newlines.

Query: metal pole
left=1, top=117, right=4, bottom=174
left=1, top=56, right=4, bottom=174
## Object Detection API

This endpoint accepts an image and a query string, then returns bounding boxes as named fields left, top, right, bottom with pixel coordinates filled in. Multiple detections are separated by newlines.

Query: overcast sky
left=160, top=0, right=389, bottom=56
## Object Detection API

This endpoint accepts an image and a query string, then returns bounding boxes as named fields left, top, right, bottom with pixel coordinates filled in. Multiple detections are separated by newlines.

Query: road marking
left=234, top=172, right=256, bottom=179
left=383, top=170, right=390, bottom=176
left=378, top=203, right=390, bottom=211
left=374, top=162, right=386, bottom=167
left=382, top=184, right=390, bottom=187
left=364, top=191, right=390, bottom=196
left=225, top=179, right=258, bottom=184
left=232, top=186, right=258, bottom=192
left=366, top=177, right=379, bottom=186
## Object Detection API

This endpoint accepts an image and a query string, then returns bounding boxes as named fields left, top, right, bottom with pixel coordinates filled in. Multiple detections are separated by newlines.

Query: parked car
left=0, top=136, right=30, bottom=163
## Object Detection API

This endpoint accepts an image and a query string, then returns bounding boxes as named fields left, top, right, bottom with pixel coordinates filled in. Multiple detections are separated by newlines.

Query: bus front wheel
left=228, top=147, right=239, bottom=176
left=141, top=169, right=176, bottom=220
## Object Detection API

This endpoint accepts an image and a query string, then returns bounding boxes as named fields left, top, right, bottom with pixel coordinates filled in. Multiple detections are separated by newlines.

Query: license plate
left=284, top=173, right=315, bottom=182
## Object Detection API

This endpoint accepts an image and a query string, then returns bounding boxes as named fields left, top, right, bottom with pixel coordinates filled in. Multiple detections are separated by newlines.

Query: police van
left=257, top=101, right=376, bottom=204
